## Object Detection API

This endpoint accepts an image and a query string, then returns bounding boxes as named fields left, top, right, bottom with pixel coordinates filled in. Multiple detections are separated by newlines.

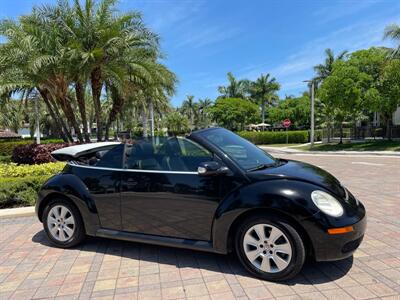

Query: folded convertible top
left=51, top=142, right=121, bottom=161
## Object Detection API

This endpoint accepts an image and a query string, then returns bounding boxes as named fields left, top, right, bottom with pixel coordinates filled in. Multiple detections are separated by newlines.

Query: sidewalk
left=0, top=206, right=35, bottom=219
left=259, top=145, right=400, bottom=156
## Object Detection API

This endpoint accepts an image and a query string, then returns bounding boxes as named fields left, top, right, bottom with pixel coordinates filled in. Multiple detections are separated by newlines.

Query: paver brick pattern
left=0, top=154, right=399, bottom=299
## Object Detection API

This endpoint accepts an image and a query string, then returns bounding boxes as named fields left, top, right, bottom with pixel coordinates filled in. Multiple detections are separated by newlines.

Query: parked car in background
left=36, top=128, right=366, bottom=281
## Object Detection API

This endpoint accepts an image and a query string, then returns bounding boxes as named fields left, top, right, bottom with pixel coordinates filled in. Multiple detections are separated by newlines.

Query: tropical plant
left=165, top=111, right=190, bottom=135
left=318, top=61, right=373, bottom=143
left=0, top=0, right=175, bottom=142
left=180, top=95, right=197, bottom=127
left=249, top=74, right=280, bottom=124
left=268, top=95, right=310, bottom=128
left=196, top=98, right=213, bottom=128
left=384, top=23, right=400, bottom=59
left=59, top=0, right=162, bottom=141
left=209, top=98, right=259, bottom=131
left=218, top=72, right=249, bottom=99
left=313, top=48, right=348, bottom=85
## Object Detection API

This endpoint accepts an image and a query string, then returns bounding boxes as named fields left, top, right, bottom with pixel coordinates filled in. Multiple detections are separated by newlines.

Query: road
left=0, top=153, right=399, bottom=299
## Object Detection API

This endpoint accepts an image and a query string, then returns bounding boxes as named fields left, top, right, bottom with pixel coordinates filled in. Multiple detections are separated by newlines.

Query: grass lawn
left=295, top=140, right=400, bottom=152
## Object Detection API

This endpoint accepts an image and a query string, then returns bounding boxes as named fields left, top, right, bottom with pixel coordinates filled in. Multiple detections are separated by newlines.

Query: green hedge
left=0, top=175, right=50, bottom=208
left=0, top=161, right=64, bottom=208
left=0, top=162, right=65, bottom=178
left=238, top=130, right=309, bottom=144
left=0, top=139, right=64, bottom=156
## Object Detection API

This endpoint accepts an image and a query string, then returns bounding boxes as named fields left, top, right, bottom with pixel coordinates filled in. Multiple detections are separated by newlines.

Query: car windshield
left=197, top=128, right=277, bottom=171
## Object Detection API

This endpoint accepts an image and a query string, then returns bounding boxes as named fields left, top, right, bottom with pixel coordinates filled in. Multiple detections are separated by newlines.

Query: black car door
left=71, top=144, right=124, bottom=230
left=120, top=137, right=225, bottom=241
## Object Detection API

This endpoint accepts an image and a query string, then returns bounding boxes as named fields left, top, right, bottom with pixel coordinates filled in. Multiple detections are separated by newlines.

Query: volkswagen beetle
left=36, top=127, right=366, bottom=281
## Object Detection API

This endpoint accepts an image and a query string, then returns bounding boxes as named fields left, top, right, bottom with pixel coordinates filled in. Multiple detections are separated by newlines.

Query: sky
left=1, top=0, right=399, bottom=106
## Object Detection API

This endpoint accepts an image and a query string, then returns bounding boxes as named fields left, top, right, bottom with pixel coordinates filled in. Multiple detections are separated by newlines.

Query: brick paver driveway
left=0, top=153, right=399, bottom=300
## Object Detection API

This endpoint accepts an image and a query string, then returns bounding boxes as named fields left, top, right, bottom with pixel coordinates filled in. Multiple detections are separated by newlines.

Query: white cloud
left=239, top=14, right=399, bottom=97
left=313, top=0, right=383, bottom=23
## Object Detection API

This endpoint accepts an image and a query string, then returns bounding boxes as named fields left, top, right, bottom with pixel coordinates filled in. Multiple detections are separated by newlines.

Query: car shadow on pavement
left=32, top=229, right=354, bottom=285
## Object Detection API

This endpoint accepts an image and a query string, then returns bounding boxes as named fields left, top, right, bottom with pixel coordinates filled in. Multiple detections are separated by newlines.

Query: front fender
left=36, top=173, right=100, bottom=235
left=212, top=179, right=320, bottom=253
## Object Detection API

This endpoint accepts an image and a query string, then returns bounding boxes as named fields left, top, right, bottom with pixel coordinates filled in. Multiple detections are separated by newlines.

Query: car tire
left=42, top=198, right=85, bottom=248
left=235, top=215, right=305, bottom=281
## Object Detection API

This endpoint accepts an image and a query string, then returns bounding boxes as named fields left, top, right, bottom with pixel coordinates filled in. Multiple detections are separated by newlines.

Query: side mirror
left=197, top=161, right=229, bottom=176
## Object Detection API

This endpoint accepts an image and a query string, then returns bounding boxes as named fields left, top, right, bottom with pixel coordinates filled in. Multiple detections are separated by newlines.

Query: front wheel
left=43, top=199, right=85, bottom=248
left=235, top=215, right=305, bottom=281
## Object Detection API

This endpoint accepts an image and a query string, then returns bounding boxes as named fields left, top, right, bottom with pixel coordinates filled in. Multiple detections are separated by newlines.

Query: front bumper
left=303, top=207, right=367, bottom=262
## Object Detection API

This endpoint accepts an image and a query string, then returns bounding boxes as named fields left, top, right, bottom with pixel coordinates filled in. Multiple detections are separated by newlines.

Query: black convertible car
left=36, top=128, right=366, bottom=281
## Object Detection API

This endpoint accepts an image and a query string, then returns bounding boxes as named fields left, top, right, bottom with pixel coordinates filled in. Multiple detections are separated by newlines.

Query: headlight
left=311, top=190, right=344, bottom=217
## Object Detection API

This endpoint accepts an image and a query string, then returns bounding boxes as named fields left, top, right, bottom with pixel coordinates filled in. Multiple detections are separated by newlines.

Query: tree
left=0, top=0, right=175, bottom=142
left=209, top=98, right=259, bottom=131
left=165, top=111, right=190, bottom=135
left=181, top=95, right=197, bottom=126
left=249, top=74, right=280, bottom=124
left=384, top=23, right=400, bottom=59
left=0, top=15, right=74, bottom=142
left=64, top=0, right=160, bottom=141
left=268, top=95, right=310, bottom=128
left=314, top=48, right=348, bottom=85
left=365, top=60, right=400, bottom=139
left=218, top=72, right=249, bottom=98
left=196, top=98, right=213, bottom=128
left=318, top=61, right=373, bottom=143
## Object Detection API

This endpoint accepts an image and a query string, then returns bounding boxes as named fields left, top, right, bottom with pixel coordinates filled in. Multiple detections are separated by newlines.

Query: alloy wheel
left=243, top=223, right=292, bottom=273
left=47, top=205, right=75, bottom=242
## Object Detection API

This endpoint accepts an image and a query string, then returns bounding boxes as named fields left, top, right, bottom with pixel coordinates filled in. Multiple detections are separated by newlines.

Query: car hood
left=246, top=159, right=346, bottom=199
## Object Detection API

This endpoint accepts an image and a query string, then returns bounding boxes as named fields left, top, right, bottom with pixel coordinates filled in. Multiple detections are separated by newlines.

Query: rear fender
left=36, top=173, right=100, bottom=235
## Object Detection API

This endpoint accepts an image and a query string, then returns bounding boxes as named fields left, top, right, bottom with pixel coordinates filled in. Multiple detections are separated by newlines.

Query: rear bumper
left=304, top=210, right=367, bottom=262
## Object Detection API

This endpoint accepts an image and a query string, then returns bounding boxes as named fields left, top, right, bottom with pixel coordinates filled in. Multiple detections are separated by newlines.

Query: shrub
left=0, top=139, right=64, bottom=156
left=237, top=130, right=309, bottom=144
left=12, top=142, right=73, bottom=164
left=0, top=162, right=65, bottom=178
left=0, top=176, right=50, bottom=208
left=0, top=155, right=11, bottom=163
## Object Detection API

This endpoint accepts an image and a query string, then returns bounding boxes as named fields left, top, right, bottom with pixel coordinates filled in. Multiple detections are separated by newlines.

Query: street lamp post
left=303, top=80, right=315, bottom=147
left=35, top=96, right=41, bottom=144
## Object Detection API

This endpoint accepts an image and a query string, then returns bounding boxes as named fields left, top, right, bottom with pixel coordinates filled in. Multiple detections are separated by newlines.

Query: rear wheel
left=43, top=199, right=85, bottom=248
left=235, top=215, right=305, bottom=281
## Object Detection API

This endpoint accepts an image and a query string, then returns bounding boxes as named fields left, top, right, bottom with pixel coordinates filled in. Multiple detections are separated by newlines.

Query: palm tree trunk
left=38, top=88, right=70, bottom=142
left=149, top=100, right=155, bottom=137
left=63, top=96, right=84, bottom=143
left=261, top=101, right=266, bottom=131
left=142, top=108, right=148, bottom=138
left=90, top=68, right=103, bottom=141
left=75, top=81, right=90, bottom=142
left=105, top=93, right=124, bottom=141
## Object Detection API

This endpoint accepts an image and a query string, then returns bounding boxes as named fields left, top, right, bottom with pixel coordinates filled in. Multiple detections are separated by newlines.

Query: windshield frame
left=192, top=127, right=277, bottom=172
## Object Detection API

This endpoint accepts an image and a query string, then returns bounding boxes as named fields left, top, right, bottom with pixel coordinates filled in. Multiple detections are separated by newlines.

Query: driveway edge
left=259, top=146, right=400, bottom=156
left=0, top=206, right=35, bottom=219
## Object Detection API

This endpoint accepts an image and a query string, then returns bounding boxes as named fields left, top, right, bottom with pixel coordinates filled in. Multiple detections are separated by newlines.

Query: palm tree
left=383, top=23, right=400, bottom=59
left=0, top=14, right=75, bottom=142
left=314, top=48, right=348, bottom=84
left=181, top=95, right=197, bottom=127
left=249, top=74, right=280, bottom=124
left=64, top=0, right=159, bottom=141
left=218, top=72, right=249, bottom=99
left=197, top=98, right=213, bottom=128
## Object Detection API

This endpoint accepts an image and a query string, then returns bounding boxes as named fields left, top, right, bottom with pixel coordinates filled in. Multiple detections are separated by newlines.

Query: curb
left=259, top=147, right=400, bottom=156
left=0, top=206, right=35, bottom=219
